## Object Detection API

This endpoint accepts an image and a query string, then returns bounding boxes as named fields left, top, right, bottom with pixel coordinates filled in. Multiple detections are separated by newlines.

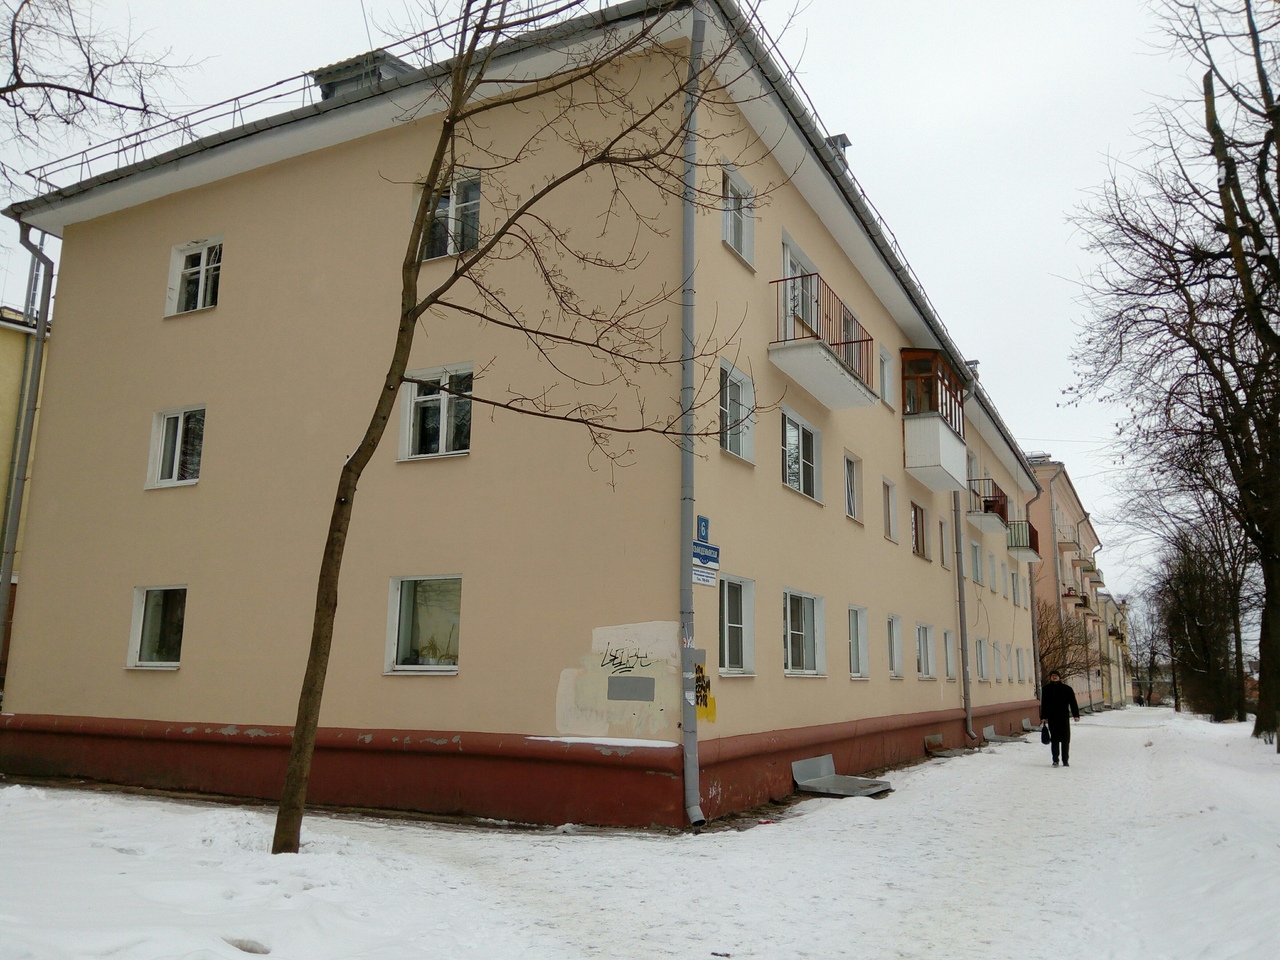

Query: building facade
left=1028, top=455, right=1129, bottom=710
left=1, top=1, right=1046, bottom=826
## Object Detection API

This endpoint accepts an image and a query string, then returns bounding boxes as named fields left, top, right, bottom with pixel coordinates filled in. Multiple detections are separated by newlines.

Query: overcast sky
left=0, top=1, right=1197, bottom=597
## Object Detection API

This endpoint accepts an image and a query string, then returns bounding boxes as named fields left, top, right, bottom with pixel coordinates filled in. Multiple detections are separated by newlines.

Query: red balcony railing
left=1007, top=519, right=1039, bottom=555
left=771, top=272, right=874, bottom=389
left=968, top=477, right=1009, bottom=525
left=901, top=349, right=965, bottom=439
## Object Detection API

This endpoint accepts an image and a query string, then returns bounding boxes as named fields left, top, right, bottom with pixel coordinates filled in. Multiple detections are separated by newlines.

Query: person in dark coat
left=1039, top=669, right=1080, bottom=766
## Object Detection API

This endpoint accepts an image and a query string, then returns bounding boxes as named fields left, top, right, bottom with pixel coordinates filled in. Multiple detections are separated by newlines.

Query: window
left=421, top=173, right=481, bottom=259
left=149, top=406, right=205, bottom=487
left=1001, top=560, right=1009, bottom=597
left=849, top=605, right=869, bottom=678
left=883, top=480, right=898, bottom=541
left=844, top=455, right=865, bottom=522
left=389, top=577, right=462, bottom=672
left=1006, top=644, right=1014, bottom=682
left=782, top=411, right=818, bottom=499
left=916, top=624, right=935, bottom=678
left=720, top=362, right=754, bottom=460
left=887, top=615, right=903, bottom=678
left=722, top=166, right=754, bottom=263
left=1016, top=647, right=1026, bottom=682
left=1011, top=570, right=1020, bottom=606
left=910, top=502, right=929, bottom=558
left=129, top=586, right=186, bottom=667
left=781, top=241, right=817, bottom=336
left=988, top=553, right=997, bottom=593
left=879, top=347, right=894, bottom=407
left=975, top=637, right=989, bottom=680
left=167, top=239, right=222, bottom=315
left=401, top=364, right=472, bottom=458
left=783, top=591, right=824, bottom=674
left=939, top=518, right=951, bottom=569
left=720, top=576, right=754, bottom=673
left=971, top=542, right=984, bottom=584
left=993, top=639, right=1004, bottom=681
left=944, top=630, right=956, bottom=680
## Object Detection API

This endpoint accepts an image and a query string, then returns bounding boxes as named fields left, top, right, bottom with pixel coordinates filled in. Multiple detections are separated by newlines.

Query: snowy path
left=1, top=709, right=1277, bottom=960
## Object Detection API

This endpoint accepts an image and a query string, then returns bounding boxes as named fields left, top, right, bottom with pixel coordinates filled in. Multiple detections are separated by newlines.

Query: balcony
left=1088, top=566, right=1104, bottom=584
left=1007, top=519, right=1041, bottom=562
left=967, top=477, right=1009, bottom=533
left=901, top=349, right=968, bottom=492
left=769, top=272, right=877, bottom=409
left=1062, top=586, right=1091, bottom=611
left=1057, top=524, right=1080, bottom=551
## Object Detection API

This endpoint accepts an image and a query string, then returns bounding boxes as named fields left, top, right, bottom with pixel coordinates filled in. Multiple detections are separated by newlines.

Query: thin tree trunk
left=1254, top=553, right=1280, bottom=745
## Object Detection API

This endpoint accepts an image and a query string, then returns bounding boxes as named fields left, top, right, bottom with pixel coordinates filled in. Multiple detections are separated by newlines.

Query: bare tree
left=1036, top=597, right=1106, bottom=685
left=2, top=0, right=176, bottom=187
left=1074, top=0, right=1280, bottom=744
left=271, top=0, right=776, bottom=853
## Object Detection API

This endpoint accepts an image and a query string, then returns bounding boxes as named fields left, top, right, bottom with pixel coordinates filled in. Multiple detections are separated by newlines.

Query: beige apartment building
left=0, top=0, right=1045, bottom=826
left=1028, top=454, right=1130, bottom=711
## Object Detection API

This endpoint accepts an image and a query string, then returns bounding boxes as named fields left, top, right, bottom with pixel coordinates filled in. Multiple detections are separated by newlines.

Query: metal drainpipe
left=953, top=384, right=977, bottom=742
left=678, top=2, right=707, bottom=827
left=0, top=224, right=54, bottom=660
left=1025, top=481, right=1045, bottom=699
left=952, top=488, right=976, bottom=742
left=1046, top=464, right=1066, bottom=656
left=1092, top=543, right=1104, bottom=705
left=1076, top=514, right=1092, bottom=709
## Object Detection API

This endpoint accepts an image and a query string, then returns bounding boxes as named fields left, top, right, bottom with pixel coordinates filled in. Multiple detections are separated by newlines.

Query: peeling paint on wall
left=555, top=621, right=679, bottom=740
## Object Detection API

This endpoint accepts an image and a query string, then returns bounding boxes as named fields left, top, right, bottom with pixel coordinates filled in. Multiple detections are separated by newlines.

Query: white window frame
left=1011, top=569, right=1020, bottom=606
left=166, top=237, right=223, bottom=316
left=783, top=589, right=825, bottom=676
left=420, top=172, right=481, bottom=260
left=887, top=615, right=904, bottom=678
left=910, top=501, right=930, bottom=559
left=971, top=542, right=984, bottom=585
left=719, top=575, right=755, bottom=675
left=386, top=575, right=462, bottom=674
left=944, top=629, right=956, bottom=680
left=127, top=585, right=187, bottom=669
left=916, top=623, right=936, bottom=679
left=1002, top=561, right=1009, bottom=598
left=781, top=407, right=820, bottom=500
left=781, top=238, right=818, bottom=338
left=147, top=405, right=205, bottom=488
left=939, top=518, right=951, bottom=569
left=883, top=479, right=898, bottom=542
left=398, top=363, right=473, bottom=460
left=1016, top=647, right=1026, bottom=683
left=993, top=638, right=1004, bottom=681
left=722, top=164, right=755, bottom=265
left=879, top=346, right=894, bottom=408
left=848, top=605, right=869, bottom=679
left=976, top=637, right=990, bottom=681
left=719, top=360, right=755, bottom=462
left=989, top=552, right=998, bottom=593
left=844, top=453, right=862, bottom=522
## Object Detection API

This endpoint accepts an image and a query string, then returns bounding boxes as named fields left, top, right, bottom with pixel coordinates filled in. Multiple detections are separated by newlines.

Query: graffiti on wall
left=556, top=621, right=679, bottom=739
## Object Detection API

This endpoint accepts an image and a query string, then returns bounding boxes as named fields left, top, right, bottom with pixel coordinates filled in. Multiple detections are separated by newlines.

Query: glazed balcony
left=901, top=349, right=968, bottom=492
left=1007, top=519, right=1041, bottom=562
left=967, top=477, right=1009, bottom=533
left=769, top=272, right=877, bottom=409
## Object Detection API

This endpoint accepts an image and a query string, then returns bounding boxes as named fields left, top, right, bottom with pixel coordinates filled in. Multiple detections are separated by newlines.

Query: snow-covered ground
left=1, top=708, right=1276, bottom=960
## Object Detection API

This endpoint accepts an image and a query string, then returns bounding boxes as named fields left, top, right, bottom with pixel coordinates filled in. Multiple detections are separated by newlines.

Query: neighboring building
left=1, top=1, right=1046, bottom=827
left=1028, top=454, right=1129, bottom=710
left=0, top=304, right=46, bottom=699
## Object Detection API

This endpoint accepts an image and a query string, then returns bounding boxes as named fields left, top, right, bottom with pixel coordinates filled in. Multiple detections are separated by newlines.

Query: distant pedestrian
left=1039, top=670, right=1080, bottom=767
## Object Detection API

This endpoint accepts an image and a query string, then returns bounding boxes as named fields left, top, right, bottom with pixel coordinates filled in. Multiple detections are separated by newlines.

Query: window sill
left=419, top=249, right=476, bottom=265
left=165, top=305, right=217, bottom=320
left=399, top=450, right=470, bottom=463
left=846, top=514, right=863, bottom=526
left=889, top=675, right=905, bottom=680
left=718, top=669, right=755, bottom=678
left=849, top=674, right=870, bottom=681
left=722, top=239, right=756, bottom=272
left=912, top=552, right=931, bottom=562
left=146, top=479, right=199, bottom=490
left=126, top=663, right=179, bottom=671
left=917, top=675, right=937, bottom=682
left=720, top=447, right=754, bottom=466
left=784, top=671, right=826, bottom=678
left=386, top=666, right=459, bottom=676
left=782, top=483, right=821, bottom=505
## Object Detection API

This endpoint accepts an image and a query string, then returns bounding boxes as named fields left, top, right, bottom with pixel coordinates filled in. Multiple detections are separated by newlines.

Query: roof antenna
left=359, top=0, right=375, bottom=51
